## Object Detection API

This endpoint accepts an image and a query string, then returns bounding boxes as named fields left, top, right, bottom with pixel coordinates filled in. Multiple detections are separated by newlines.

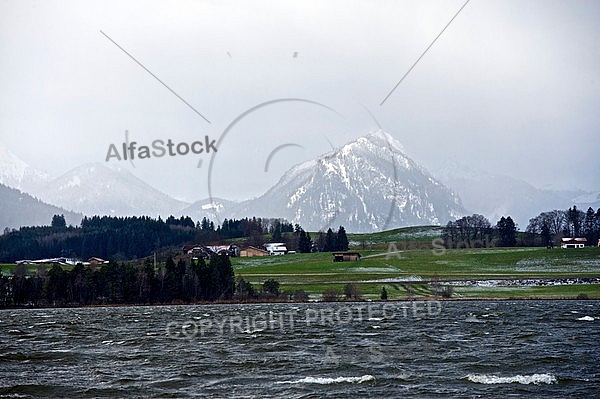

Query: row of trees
left=442, top=214, right=517, bottom=247
left=315, top=226, right=349, bottom=252
left=1, top=255, right=235, bottom=307
left=526, top=206, right=600, bottom=246
left=443, top=206, right=600, bottom=248
left=0, top=215, right=310, bottom=263
left=0, top=215, right=197, bottom=263
left=196, top=216, right=295, bottom=246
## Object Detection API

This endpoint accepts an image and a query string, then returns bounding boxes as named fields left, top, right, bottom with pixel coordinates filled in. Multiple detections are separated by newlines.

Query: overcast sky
left=1, top=0, right=599, bottom=202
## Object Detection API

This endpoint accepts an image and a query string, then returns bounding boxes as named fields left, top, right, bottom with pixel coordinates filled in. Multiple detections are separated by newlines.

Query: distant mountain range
left=1, top=133, right=597, bottom=232
left=29, top=163, right=189, bottom=218
left=0, top=184, right=82, bottom=231
left=433, top=162, right=590, bottom=228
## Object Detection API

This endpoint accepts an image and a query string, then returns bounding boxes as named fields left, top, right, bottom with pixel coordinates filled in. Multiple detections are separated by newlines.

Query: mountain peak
left=363, top=129, right=406, bottom=153
left=335, top=130, right=406, bottom=158
left=32, top=162, right=189, bottom=217
left=227, top=130, right=464, bottom=232
left=0, top=144, right=50, bottom=191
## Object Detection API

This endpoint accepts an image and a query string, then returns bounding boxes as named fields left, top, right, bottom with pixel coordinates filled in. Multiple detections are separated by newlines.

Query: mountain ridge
left=218, top=130, right=465, bottom=232
left=0, top=184, right=82, bottom=232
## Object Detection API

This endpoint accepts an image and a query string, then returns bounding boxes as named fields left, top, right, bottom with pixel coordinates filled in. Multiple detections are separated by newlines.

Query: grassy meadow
left=2, top=225, right=599, bottom=300
left=232, top=235, right=600, bottom=300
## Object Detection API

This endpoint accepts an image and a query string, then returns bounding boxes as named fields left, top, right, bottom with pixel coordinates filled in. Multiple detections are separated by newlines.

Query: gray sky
left=1, top=0, right=599, bottom=202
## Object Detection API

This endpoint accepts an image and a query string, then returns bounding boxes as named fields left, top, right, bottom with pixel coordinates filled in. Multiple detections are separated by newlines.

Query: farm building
left=561, top=237, right=587, bottom=249
left=240, top=246, right=269, bottom=257
left=332, top=252, right=361, bottom=262
left=264, top=243, right=288, bottom=255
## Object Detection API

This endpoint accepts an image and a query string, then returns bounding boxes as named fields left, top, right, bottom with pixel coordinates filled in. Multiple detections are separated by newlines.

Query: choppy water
left=1, top=300, right=598, bottom=398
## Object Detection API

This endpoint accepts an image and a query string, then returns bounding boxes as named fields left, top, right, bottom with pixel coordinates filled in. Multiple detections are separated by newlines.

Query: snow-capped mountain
left=226, top=131, right=465, bottom=232
left=32, top=163, right=190, bottom=217
left=181, top=197, right=237, bottom=222
left=0, top=145, right=50, bottom=192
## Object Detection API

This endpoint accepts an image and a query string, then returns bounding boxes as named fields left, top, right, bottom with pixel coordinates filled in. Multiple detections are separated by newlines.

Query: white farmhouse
left=264, top=242, right=287, bottom=255
left=561, top=237, right=587, bottom=249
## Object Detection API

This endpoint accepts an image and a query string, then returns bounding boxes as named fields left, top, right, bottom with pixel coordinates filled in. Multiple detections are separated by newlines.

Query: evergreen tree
left=272, top=220, right=282, bottom=241
left=298, top=229, right=313, bottom=253
left=324, top=228, right=335, bottom=252
left=566, top=206, right=584, bottom=236
left=209, top=254, right=235, bottom=300
left=51, top=214, right=66, bottom=228
left=496, top=216, right=517, bottom=247
left=380, top=286, right=388, bottom=300
left=164, top=257, right=179, bottom=302
left=45, top=264, right=67, bottom=305
left=584, top=207, right=597, bottom=244
left=336, top=226, right=349, bottom=251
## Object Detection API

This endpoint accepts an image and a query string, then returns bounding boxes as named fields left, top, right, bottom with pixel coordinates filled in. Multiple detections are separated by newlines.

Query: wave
left=465, top=373, right=557, bottom=385
left=276, top=375, right=375, bottom=385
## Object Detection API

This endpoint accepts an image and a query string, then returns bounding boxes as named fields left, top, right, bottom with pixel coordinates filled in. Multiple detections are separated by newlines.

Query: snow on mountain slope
left=32, top=163, right=189, bottom=217
left=0, top=145, right=50, bottom=192
left=227, top=130, right=465, bottom=232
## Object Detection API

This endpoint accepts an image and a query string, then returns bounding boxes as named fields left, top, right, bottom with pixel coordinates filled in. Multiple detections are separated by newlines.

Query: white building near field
left=561, top=237, right=587, bottom=249
left=264, top=242, right=287, bottom=255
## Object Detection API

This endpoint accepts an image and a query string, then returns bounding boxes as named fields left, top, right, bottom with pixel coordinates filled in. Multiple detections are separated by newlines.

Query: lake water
left=1, top=300, right=598, bottom=398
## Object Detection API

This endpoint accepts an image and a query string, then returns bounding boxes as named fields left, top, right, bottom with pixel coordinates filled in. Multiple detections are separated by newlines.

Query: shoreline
left=2, top=295, right=599, bottom=311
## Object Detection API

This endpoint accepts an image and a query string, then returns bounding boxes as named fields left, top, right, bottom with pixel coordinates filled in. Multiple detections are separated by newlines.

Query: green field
left=232, top=245, right=600, bottom=300
left=3, top=225, right=600, bottom=301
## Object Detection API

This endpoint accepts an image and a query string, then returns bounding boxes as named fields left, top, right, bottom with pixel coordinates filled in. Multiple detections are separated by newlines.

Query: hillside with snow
left=31, top=163, right=190, bottom=217
left=226, top=131, right=465, bottom=232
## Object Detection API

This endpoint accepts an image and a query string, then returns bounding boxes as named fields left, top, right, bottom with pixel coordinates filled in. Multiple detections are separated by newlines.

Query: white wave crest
left=466, top=373, right=557, bottom=385
left=277, top=375, right=375, bottom=385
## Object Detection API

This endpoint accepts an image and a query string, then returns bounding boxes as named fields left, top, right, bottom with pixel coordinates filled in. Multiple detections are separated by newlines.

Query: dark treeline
left=442, top=214, right=517, bottom=248
left=443, top=206, right=600, bottom=248
left=0, top=255, right=234, bottom=307
left=0, top=215, right=196, bottom=263
left=314, top=226, right=349, bottom=252
left=0, top=215, right=300, bottom=263
left=526, top=206, right=600, bottom=246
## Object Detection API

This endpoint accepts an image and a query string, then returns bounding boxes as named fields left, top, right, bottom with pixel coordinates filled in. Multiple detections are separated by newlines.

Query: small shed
left=88, top=257, right=108, bottom=265
left=332, top=252, right=361, bottom=262
left=240, top=246, right=269, bottom=257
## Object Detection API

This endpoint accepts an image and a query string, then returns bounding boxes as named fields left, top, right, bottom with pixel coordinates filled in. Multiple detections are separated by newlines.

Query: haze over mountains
left=1, top=133, right=596, bottom=233
left=0, top=184, right=82, bottom=231
left=433, top=162, right=592, bottom=230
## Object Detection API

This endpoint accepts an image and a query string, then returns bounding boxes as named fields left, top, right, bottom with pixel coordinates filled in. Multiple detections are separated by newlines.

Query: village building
left=264, top=243, right=288, bottom=255
left=88, top=257, right=109, bottom=266
left=561, top=237, right=587, bottom=249
left=239, top=246, right=269, bottom=257
left=332, top=252, right=362, bottom=262
left=182, top=244, right=239, bottom=258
